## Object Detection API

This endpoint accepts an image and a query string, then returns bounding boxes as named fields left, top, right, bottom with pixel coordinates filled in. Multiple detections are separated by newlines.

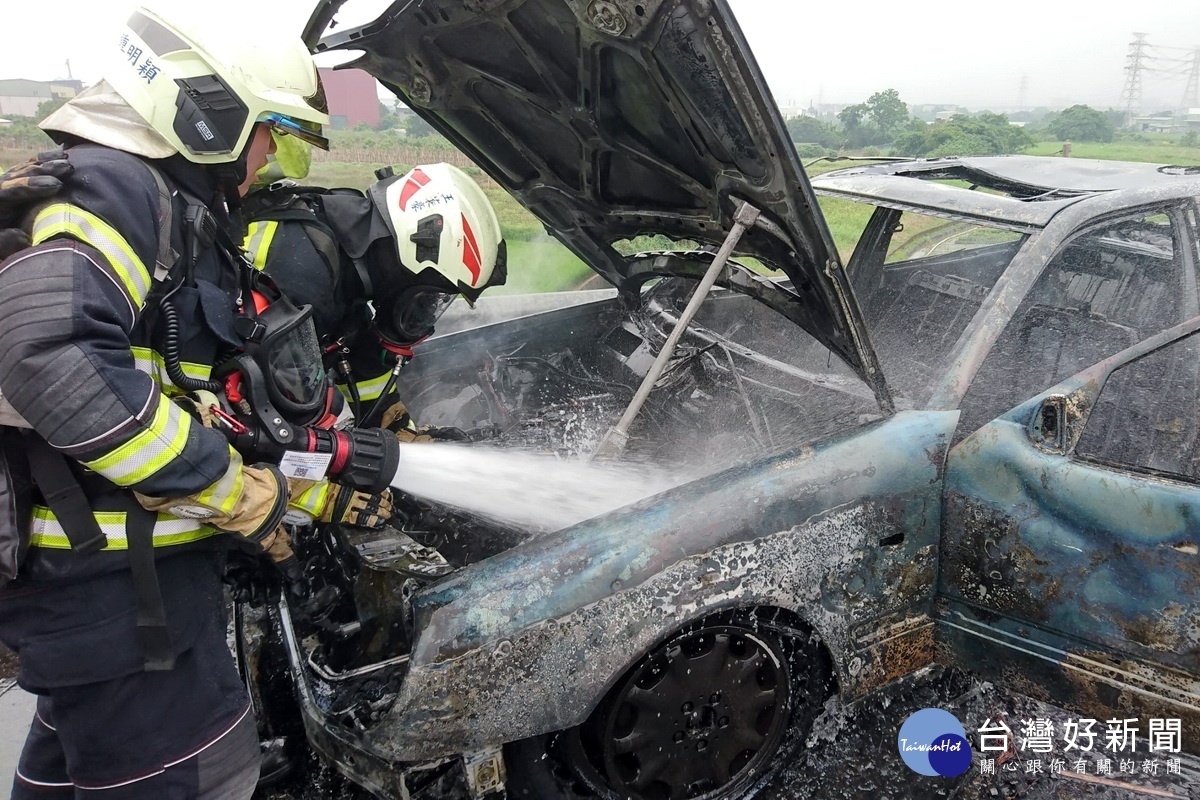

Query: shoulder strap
left=21, top=433, right=107, bottom=555
left=141, top=162, right=179, bottom=284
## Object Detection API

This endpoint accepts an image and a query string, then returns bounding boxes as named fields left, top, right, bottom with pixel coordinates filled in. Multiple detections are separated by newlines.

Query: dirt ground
left=3, top=648, right=1197, bottom=800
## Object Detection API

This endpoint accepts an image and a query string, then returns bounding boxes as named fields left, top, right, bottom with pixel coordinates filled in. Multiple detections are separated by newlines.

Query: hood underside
left=318, top=0, right=887, bottom=395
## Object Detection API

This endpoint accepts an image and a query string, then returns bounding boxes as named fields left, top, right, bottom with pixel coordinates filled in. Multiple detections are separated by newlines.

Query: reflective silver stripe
left=193, top=447, right=245, bottom=515
left=340, top=371, right=394, bottom=402
left=32, top=203, right=152, bottom=310
left=28, top=507, right=217, bottom=550
left=130, top=347, right=213, bottom=394
left=289, top=481, right=329, bottom=517
left=244, top=221, right=279, bottom=271
left=80, top=394, right=193, bottom=486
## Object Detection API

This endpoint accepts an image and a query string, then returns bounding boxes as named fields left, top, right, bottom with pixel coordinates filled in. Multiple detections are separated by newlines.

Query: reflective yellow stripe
left=32, top=203, right=151, bottom=309
left=338, top=371, right=393, bottom=403
left=130, top=347, right=212, bottom=395
left=81, top=395, right=193, bottom=486
left=28, top=506, right=218, bottom=550
left=289, top=481, right=330, bottom=518
left=244, top=221, right=279, bottom=271
left=193, top=447, right=245, bottom=515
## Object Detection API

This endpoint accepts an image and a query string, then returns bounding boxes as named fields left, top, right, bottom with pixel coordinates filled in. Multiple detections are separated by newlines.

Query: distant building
left=1130, top=109, right=1200, bottom=133
left=907, top=104, right=967, bottom=123
left=318, top=68, right=380, bottom=130
left=0, top=79, right=81, bottom=118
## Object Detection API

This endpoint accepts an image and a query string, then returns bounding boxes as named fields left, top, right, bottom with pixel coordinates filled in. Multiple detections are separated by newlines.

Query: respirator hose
left=160, top=299, right=223, bottom=393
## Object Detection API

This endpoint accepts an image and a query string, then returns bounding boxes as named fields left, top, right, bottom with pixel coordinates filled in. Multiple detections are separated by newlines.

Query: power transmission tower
left=1119, top=33, right=1150, bottom=124
left=1182, top=48, right=1200, bottom=109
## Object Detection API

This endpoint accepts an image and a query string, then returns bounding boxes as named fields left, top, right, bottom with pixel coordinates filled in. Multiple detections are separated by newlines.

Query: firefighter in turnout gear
left=0, top=7, right=336, bottom=798
left=243, top=150, right=508, bottom=438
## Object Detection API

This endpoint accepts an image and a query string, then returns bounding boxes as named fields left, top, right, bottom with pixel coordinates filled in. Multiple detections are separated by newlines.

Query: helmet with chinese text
left=364, top=163, right=507, bottom=345
left=96, top=6, right=329, bottom=167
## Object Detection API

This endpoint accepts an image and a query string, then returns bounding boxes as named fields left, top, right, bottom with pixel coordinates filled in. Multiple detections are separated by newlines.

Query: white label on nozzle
left=278, top=451, right=334, bottom=481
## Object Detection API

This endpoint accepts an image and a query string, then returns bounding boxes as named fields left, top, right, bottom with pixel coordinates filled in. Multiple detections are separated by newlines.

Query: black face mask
left=381, top=287, right=456, bottom=345
left=243, top=294, right=330, bottom=419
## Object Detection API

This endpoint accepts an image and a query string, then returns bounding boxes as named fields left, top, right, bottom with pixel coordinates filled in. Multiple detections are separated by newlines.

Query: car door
left=937, top=202, right=1200, bottom=731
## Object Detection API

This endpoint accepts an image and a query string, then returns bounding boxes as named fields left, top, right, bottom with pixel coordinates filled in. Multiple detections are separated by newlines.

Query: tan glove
left=136, top=457, right=288, bottom=550
left=380, top=400, right=415, bottom=434
left=173, top=392, right=222, bottom=429
left=258, top=526, right=295, bottom=564
left=287, top=479, right=393, bottom=528
left=382, top=400, right=468, bottom=443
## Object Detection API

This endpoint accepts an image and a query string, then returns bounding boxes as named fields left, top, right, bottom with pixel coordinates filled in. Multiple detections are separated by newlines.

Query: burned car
left=245, top=1, right=1200, bottom=798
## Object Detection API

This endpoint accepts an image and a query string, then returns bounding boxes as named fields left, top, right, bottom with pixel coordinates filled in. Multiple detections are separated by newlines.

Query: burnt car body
left=250, top=1, right=1200, bottom=798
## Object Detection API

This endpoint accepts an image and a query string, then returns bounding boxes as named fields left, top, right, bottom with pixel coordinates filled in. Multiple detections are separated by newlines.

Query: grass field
left=1024, top=140, right=1200, bottom=165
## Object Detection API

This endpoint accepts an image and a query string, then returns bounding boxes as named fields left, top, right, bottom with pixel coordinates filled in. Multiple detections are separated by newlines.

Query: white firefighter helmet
left=99, top=6, right=329, bottom=165
left=366, top=163, right=507, bottom=344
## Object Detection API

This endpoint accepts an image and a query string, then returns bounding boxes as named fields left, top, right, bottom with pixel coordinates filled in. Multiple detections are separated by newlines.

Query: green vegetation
left=836, top=88, right=911, bottom=148
left=786, top=115, right=840, bottom=152
left=1040, top=104, right=1114, bottom=143
left=892, top=113, right=1034, bottom=157
left=500, top=239, right=591, bottom=294
left=1023, top=140, right=1200, bottom=164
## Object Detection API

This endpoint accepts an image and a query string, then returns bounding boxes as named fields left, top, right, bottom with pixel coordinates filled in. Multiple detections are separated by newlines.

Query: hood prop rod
left=595, top=201, right=762, bottom=459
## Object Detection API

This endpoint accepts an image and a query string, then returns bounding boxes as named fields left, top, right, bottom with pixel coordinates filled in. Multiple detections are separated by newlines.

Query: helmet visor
left=260, top=111, right=329, bottom=151
left=387, top=288, right=457, bottom=344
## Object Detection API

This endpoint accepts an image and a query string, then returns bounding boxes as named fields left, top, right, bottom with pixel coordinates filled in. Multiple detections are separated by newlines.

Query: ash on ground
left=255, top=666, right=1199, bottom=800
left=770, top=667, right=1199, bottom=800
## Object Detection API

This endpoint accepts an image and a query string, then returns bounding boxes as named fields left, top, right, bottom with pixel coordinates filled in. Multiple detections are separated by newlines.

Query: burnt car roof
left=813, top=156, right=1200, bottom=231
left=317, top=0, right=885, bottom=392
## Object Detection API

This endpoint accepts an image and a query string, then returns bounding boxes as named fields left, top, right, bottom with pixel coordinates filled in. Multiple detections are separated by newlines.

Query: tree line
left=786, top=89, right=1129, bottom=158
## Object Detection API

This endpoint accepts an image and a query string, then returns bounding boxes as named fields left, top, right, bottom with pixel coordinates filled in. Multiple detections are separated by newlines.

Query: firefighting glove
left=288, top=479, right=393, bottom=528
left=381, top=399, right=468, bottom=443
left=0, top=152, right=72, bottom=261
left=380, top=400, right=415, bottom=434
left=173, top=392, right=221, bottom=429
left=136, top=458, right=289, bottom=550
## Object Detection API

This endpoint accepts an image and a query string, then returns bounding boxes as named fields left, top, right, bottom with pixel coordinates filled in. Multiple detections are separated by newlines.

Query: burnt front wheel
left=507, top=615, right=831, bottom=800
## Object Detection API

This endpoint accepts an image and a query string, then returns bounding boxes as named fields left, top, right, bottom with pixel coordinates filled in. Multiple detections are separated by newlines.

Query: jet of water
left=388, top=442, right=684, bottom=531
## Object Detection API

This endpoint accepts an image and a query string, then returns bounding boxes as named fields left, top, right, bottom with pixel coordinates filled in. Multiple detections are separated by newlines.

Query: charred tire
left=506, top=612, right=832, bottom=800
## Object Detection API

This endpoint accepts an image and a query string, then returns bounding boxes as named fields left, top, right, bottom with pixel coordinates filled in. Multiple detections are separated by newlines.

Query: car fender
left=366, top=410, right=959, bottom=761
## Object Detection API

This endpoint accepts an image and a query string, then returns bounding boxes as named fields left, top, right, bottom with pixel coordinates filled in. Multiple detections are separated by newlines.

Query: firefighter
left=242, top=144, right=508, bottom=437
left=0, top=7, right=371, bottom=798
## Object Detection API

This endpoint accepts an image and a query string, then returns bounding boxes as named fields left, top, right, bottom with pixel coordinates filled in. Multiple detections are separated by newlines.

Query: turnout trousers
left=0, top=549, right=258, bottom=799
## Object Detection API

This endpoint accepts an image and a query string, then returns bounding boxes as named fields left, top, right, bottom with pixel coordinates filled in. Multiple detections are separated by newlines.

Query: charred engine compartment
left=267, top=277, right=882, bottom=746
left=408, top=278, right=882, bottom=465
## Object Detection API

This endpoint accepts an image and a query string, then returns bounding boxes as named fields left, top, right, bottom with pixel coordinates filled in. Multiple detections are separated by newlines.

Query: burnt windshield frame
left=845, top=203, right=1028, bottom=409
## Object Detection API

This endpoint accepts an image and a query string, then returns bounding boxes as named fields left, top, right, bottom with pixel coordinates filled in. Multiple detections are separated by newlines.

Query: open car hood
left=317, top=0, right=888, bottom=401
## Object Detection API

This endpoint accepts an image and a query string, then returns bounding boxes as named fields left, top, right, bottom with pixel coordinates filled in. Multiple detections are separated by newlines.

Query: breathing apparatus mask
left=231, top=288, right=334, bottom=426
left=210, top=282, right=396, bottom=494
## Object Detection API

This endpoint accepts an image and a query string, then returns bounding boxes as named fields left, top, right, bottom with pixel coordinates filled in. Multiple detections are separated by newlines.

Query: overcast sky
left=3, top=0, right=1199, bottom=112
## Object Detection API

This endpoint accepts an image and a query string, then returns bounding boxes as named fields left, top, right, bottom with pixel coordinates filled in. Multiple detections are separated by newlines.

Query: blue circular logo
left=897, top=708, right=972, bottom=777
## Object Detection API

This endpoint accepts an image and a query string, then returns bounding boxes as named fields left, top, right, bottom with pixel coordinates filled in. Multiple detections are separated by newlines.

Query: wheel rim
left=591, top=625, right=792, bottom=800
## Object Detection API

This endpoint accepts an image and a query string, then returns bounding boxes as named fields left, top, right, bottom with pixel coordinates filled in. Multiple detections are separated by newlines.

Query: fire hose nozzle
left=299, top=426, right=399, bottom=494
